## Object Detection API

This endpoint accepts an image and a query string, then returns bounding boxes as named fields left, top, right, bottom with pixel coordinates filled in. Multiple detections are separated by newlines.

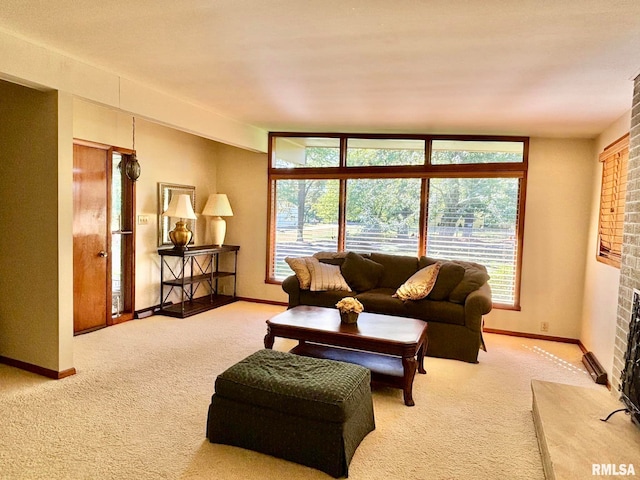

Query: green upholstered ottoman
left=206, top=349, right=375, bottom=478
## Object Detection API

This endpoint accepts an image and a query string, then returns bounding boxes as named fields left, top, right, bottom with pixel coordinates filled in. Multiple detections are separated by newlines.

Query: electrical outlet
left=540, top=321, right=549, bottom=332
left=137, top=215, right=149, bottom=225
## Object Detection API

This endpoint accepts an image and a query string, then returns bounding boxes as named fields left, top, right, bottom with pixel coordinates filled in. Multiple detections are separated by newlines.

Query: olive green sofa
left=282, top=252, right=492, bottom=363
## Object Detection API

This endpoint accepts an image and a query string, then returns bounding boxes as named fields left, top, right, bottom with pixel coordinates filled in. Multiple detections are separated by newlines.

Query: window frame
left=597, top=134, right=629, bottom=268
left=266, top=132, right=529, bottom=310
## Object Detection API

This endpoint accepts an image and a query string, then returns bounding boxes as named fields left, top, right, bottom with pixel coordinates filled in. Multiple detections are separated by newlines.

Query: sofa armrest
left=282, top=275, right=301, bottom=308
left=464, top=282, right=492, bottom=332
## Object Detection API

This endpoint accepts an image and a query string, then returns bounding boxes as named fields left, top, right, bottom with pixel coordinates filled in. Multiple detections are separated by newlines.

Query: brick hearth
left=532, top=380, right=640, bottom=479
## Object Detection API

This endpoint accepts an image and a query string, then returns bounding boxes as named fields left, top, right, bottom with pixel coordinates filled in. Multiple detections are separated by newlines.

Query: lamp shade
left=201, top=194, right=233, bottom=217
left=163, top=194, right=197, bottom=220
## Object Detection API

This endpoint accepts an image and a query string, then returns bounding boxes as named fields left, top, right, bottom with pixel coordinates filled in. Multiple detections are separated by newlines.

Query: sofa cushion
left=369, top=253, right=419, bottom=289
left=404, top=299, right=466, bottom=326
left=394, top=263, right=441, bottom=301
left=318, top=257, right=345, bottom=266
left=300, top=289, right=355, bottom=308
left=285, top=256, right=313, bottom=290
left=314, top=251, right=348, bottom=260
left=341, top=252, right=385, bottom=292
left=355, top=288, right=406, bottom=316
left=448, top=261, right=490, bottom=304
left=306, top=257, right=352, bottom=292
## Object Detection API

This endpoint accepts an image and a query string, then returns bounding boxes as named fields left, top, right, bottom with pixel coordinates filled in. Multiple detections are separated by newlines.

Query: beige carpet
left=0, top=301, right=600, bottom=479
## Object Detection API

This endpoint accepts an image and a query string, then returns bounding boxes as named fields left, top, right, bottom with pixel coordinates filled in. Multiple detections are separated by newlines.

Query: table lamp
left=202, top=193, right=233, bottom=246
left=163, top=194, right=197, bottom=249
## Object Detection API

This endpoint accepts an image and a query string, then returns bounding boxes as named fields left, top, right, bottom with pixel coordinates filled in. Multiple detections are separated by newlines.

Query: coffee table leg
left=417, top=345, right=426, bottom=375
left=401, top=356, right=417, bottom=406
left=264, top=326, right=274, bottom=349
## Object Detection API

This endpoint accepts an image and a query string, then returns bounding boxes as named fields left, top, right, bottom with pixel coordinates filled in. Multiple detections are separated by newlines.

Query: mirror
left=158, top=182, right=196, bottom=246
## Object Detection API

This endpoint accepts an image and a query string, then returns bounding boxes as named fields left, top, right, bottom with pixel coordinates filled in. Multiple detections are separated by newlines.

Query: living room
left=1, top=2, right=640, bottom=479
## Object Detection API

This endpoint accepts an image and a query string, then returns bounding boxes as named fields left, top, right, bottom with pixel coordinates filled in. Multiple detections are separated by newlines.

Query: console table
left=157, top=244, right=239, bottom=318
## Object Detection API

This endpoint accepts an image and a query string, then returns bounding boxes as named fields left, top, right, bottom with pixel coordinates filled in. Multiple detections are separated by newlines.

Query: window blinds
left=598, top=135, right=629, bottom=267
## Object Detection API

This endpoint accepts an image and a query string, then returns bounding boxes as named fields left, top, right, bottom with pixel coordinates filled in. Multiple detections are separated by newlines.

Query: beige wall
left=73, top=99, right=219, bottom=310
left=57, top=92, right=75, bottom=371
left=486, top=138, right=595, bottom=338
left=580, top=112, right=630, bottom=380
left=0, top=81, right=70, bottom=371
left=215, top=143, right=283, bottom=300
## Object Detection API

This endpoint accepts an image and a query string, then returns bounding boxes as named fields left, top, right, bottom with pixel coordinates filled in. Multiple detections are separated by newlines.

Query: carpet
left=0, top=301, right=599, bottom=479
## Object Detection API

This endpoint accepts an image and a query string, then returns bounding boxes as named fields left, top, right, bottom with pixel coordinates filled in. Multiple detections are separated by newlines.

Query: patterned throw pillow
left=394, top=262, right=441, bottom=301
left=285, top=256, right=313, bottom=290
left=306, top=257, right=352, bottom=292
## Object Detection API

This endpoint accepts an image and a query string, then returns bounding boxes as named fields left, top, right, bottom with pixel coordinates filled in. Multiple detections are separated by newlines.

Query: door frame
left=73, top=139, right=136, bottom=328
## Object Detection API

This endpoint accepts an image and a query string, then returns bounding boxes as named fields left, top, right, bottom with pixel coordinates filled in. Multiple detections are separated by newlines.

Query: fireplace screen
left=620, top=288, right=640, bottom=425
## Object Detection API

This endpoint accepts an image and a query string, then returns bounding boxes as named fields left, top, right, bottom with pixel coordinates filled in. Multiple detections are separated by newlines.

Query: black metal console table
left=157, top=244, right=239, bottom=318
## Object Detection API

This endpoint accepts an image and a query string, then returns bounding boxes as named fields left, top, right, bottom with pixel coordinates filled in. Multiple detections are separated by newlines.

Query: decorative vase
left=340, top=311, right=359, bottom=324
left=169, top=221, right=192, bottom=249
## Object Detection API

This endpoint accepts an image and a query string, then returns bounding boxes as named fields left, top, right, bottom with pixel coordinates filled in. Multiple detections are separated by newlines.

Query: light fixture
left=201, top=193, right=234, bottom=246
left=125, top=117, right=141, bottom=182
left=163, top=194, right=197, bottom=249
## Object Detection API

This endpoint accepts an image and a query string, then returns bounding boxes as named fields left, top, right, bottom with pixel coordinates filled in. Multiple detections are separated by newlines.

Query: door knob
left=98, top=250, right=108, bottom=258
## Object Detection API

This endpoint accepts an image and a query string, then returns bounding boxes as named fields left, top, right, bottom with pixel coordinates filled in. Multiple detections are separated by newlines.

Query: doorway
left=73, top=142, right=136, bottom=335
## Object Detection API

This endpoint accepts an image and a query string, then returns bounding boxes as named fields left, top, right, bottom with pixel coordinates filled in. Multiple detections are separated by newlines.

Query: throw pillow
left=394, top=262, right=441, bottom=301
left=369, top=253, right=420, bottom=289
left=285, top=256, right=313, bottom=290
left=306, top=257, right=352, bottom=292
left=341, top=252, right=384, bottom=292
left=448, top=262, right=490, bottom=304
left=428, top=262, right=466, bottom=300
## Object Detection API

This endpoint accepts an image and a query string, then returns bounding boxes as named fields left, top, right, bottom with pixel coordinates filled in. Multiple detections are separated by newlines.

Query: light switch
left=137, top=215, right=149, bottom=225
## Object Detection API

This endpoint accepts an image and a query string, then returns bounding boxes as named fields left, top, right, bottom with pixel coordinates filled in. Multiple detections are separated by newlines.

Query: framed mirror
left=158, top=182, right=196, bottom=246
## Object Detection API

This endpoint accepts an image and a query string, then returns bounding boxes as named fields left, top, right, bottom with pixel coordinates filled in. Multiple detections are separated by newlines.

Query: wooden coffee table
left=264, top=305, right=428, bottom=406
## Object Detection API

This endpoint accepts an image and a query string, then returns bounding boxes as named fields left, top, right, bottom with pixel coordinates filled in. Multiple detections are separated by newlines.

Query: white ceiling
left=1, top=0, right=640, bottom=138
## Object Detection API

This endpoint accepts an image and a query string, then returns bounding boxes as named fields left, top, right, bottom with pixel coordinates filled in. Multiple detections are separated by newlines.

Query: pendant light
left=125, top=117, right=141, bottom=182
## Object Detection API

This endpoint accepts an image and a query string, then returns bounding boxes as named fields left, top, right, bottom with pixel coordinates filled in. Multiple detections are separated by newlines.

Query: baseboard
left=483, top=327, right=579, bottom=344
left=0, top=355, right=76, bottom=379
left=135, top=302, right=171, bottom=319
left=577, top=339, right=589, bottom=354
left=237, top=297, right=288, bottom=307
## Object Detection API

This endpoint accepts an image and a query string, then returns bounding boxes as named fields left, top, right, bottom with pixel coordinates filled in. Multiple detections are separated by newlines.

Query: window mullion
left=419, top=178, right=429, bottom=257
left=338, top=179, right=347, bottom=251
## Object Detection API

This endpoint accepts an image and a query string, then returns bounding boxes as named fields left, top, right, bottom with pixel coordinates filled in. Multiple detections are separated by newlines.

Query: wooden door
left=73, top=144, right=109, bottom=334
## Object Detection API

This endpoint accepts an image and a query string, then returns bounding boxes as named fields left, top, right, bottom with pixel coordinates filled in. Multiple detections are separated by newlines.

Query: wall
left=613, top=75, right=640, bottom=393
left=73, top=99, right=219, bottom=310
left=463, top=138, right=597, bottom=338
left=580, top=112, right=630, bottom=382
left=0, top=80, right=69, bottom=371
left=215, top=143, right=283, bottom=300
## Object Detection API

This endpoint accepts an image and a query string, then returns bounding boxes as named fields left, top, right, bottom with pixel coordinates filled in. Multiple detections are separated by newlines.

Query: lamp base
left=211, top=216, right=227, bottom=246
left=169, top=221, right=193, bottom=249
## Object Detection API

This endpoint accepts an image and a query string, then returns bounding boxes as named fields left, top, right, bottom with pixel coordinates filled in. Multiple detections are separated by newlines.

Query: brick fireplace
left=613, top=74, right=640, bottom=394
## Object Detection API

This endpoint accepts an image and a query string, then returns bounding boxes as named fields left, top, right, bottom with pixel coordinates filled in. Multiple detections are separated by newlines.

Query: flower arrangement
left=336, top=297, right=364, bottom=314
left=336, top=297, right=363, bottom=324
